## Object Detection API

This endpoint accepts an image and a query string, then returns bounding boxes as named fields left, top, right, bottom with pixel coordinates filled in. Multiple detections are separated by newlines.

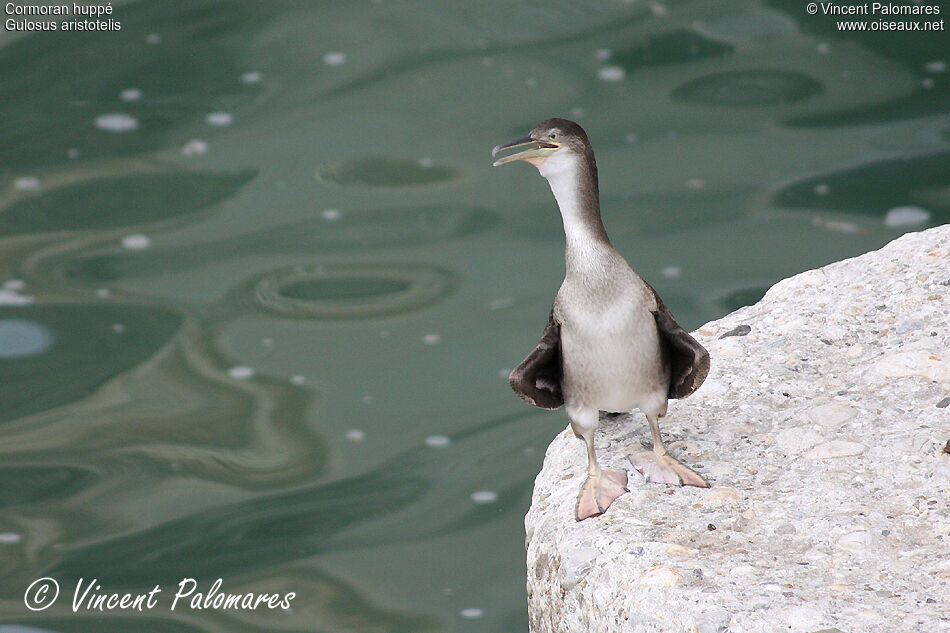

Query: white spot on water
left=425, top=435, right=451, bottom=448
left=813, top=217, right=859, bottom=233
left=181, top=139, right=209, bottom=156
left=523, top=446, right=535, bottom=456
left=4, top=280, right=25, bottom=291
left=321, top=208, right=342, bottom=221
left=422, top=333, right=441, bottom=345
left=67, top=148, right=80, bottom=159
left=345, top=429, right=366, bottom=442
left=0, top=532, right=22, bottom=544
left=481, top=56, right=494, bottom=67
left=145, top=32, right=161, bottom=45
left=488, top=297, right=513, bottom=310
left=121, top=234, right=151, bottom=250
left=594, top=48, right=612, bottom=61
left=470, top=490, right=498, bottom=504
left=460, top=608, right=484, bottom=619
left=361, top=395, right=375, bottom=405
left=228, top=365, right=255, bottom=380
left=261, top=337, right=274, bottom=347
left=921, top=77, right=935, bottom=89
left=0, top=288, right=34, bottom=306
left=498, top=368, right=511, bottom=379
left=111, top=323, right=126, bottom=334
left=323, top=51, right=347, bottom=66
left=884, top=205, right=931, bottom=228
left=96, top=287, right=111, bottom=299
left=418, top=157, right=434, bottom=169
left=661, top=266, right=682, bottom=278
left=686, top=178, right=705, bottom=190
left=13, top=176, right=40, bottom=191
left=625, top=132, right=639, bottom=144
left=205, top=112, right=233, bottom=127
left=597, top=66, right=625, bottom=82
left=290, top=375, right=306, bottom=385
left=924, top=60, right=947, bottom=73
left=0, top=319, right=54, bottom=358
left=120, top=88, right=143, bottom=102
left=570, top=106, right=585, bottom=118
left=241, top=71, right=263, bottom=84
left=525, top=76, right=538, bottom=88
left=95, top=113, right=139, bottom=133
left=813, top=183, right=830, bottom=196
left=817, top=42, right=831, bottom=55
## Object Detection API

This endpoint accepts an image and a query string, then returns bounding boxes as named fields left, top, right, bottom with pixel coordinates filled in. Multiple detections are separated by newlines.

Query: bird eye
left=550, top=133, right=557, bottom=139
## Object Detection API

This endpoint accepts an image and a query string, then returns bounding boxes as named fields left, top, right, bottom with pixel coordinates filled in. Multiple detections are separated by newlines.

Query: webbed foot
left=575, top=469, right=628, bottom=521
left=628, top=452, right=708, bottom=488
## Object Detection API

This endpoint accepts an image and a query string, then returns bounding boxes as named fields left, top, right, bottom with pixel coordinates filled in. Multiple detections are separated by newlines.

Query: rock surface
left=525, top=226, right=950, bottom=633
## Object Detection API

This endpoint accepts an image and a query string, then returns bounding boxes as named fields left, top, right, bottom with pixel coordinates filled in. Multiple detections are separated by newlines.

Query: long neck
left=541, top=152, right=611, bottom=264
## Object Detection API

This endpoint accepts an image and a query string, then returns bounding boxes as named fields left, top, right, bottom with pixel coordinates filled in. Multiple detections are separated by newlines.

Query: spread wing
left=649, top=287, right=710, bottom=399
left=509, top=311, right=563, bottom=409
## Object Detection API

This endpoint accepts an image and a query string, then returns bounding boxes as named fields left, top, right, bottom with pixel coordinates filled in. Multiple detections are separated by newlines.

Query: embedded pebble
left=838, top=530, right=872, bottom=553
left=560, top=547, right=600, bottom=591
left=808, top=403, right=857, bottom=428
left=874, top=351, right=950, bottom=382
left=804, top=441, right=866, bottom=460
left=703, top=487, right=740, bottom=504
left=638, top=566, right=682, bottom=587
left=775, top=428, right=823, bottom=455
left=719, top=324, right=750, bottom=338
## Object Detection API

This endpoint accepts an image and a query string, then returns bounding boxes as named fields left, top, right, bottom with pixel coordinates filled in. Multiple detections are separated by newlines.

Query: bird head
left=492, top=118, right=591, bottom=178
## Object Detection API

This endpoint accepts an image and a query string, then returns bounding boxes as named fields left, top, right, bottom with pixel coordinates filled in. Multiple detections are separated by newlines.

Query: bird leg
left=629, top=414, right=708, bottom=488
left=570, top=408, right=628, bottom=521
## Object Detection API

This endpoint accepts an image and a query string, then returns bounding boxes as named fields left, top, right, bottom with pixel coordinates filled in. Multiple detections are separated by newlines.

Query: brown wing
left=649, top=287, right=710, bottom=399
left=509, top=311, right=563, bottom=410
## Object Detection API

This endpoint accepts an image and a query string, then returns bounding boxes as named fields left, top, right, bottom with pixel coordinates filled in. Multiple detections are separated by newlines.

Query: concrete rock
left=526, top=226, right=950, bottom=633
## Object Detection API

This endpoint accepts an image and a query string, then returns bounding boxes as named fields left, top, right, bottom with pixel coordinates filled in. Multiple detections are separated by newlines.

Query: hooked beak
left=491, top=135, right=559, bottom=167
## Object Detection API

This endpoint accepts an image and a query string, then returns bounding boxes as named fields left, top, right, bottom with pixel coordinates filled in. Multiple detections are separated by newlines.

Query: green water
left=0, top=1, right=946, bottom=631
